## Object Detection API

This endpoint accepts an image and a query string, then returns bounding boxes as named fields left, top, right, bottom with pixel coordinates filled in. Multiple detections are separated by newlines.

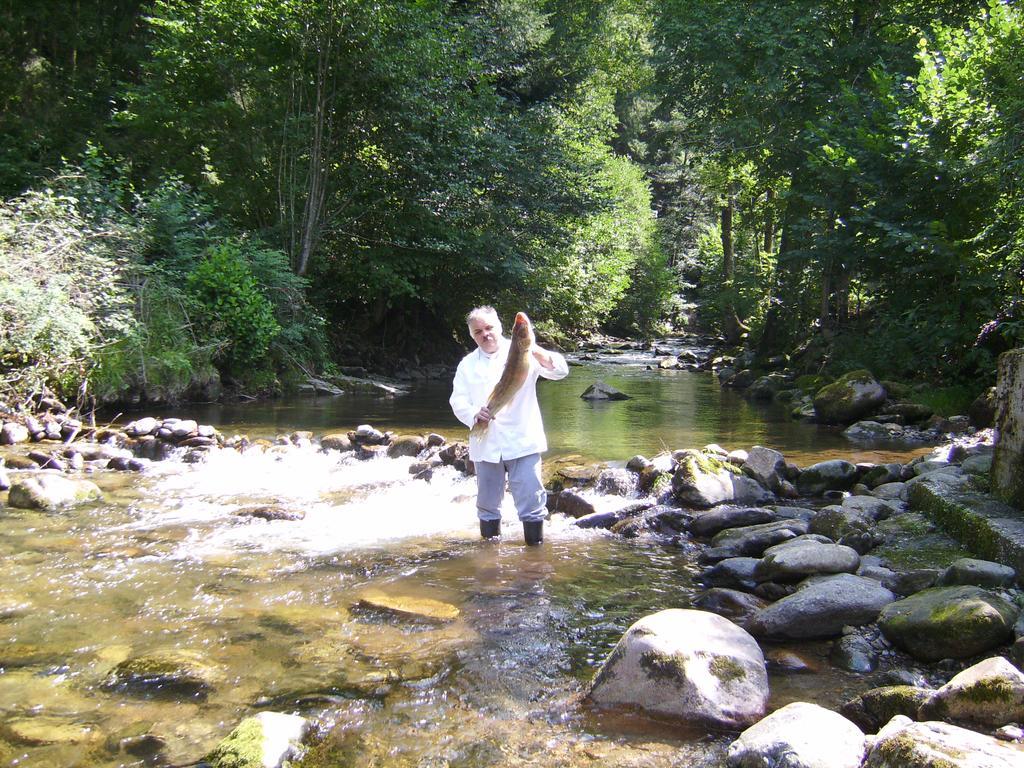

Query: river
left=0, top=348, right=931, bottom=767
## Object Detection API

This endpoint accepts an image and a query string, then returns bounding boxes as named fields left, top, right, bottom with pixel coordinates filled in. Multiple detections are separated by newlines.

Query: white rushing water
left=120, top=447, right=595, bottom=560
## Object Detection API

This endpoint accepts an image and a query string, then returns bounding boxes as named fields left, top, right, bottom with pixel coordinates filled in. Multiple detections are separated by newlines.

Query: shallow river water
left=0, top=350, right=933, bottom=767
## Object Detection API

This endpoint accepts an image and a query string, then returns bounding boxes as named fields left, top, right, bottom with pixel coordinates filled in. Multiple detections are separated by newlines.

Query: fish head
left=511, top=312, right=535, bottom=351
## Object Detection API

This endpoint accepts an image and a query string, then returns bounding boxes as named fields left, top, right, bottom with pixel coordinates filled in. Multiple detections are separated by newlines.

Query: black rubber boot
left=523, top=520, right=543, bottom=546
left=479, top=519, right=501, bottom=539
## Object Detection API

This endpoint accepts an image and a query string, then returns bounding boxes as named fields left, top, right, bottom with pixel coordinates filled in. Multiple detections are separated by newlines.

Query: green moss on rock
left=709, top=656, right=745, bottom=684
left=205, top=717, right=264, bottom=768
left=639, top=650, right=686, bottom=684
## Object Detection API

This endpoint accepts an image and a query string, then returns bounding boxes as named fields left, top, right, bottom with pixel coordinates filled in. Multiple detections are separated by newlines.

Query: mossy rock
left=813, top=369, right=887, bottom=424
left=104, top=648, right=223, bottom=698
left=878, top=586, right=1017, bottom=662
left=206, top=712, right=309, bottom=768
left=840, top=685, right=932, bottom=732
left=918, top=657, right=1024, bottom=728
left=386, top=435, right=426, bottom=458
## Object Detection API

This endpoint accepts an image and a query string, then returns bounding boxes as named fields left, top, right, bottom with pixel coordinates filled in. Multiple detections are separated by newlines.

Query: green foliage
left=186, top=243, right=281, bottom=376
left=650, top=0, right=1020, bottom=384
left=910, top=385, right=979, bottom=419
left=0, top=188, right=136, bottom=403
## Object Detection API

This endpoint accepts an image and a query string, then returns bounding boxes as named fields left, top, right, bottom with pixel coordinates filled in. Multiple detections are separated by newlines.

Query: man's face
left=469, top=315, right=501, bottom=354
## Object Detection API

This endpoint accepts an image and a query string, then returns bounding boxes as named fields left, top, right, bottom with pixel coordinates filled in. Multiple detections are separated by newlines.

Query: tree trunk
left=763, top=188, right=775, bottom=254
left=295, top=39, right=330, bottom=276
left=757, top=174, right=807, bottom=360
left=720, top=194, right=748, bottom=345
left=836, top=269, right=851, bottom=324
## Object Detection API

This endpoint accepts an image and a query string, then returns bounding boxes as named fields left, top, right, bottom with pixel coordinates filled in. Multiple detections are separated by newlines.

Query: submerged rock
left=7, top=474, right=103, bottom=510
left=726, top=701, right=865, bottom=768
left=587, top=609, right=768, bottom=729
left=692, top=588, right=769, bottom=623
left=235, top=505, right=305, bottom=522
left=104, top=648, right=222, bottom=699
left=352, top=590, right=460, bottom=624
left=5, top=716, right=102, bottom=746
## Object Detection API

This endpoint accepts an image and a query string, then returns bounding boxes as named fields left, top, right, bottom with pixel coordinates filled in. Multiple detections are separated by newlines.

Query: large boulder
left=745, top=574, right=896, bottom=641
left=864, top=716, right=1024, bottom=768
left=7, top=475, right=103, bottom=510
left=919, top=657, right=1024, bottom=728
left=753, top=539, right=860, bottom=582
left=877, top=586, right=1018, bottom=662
left=741, top=446, right=787, bottom=493
left=813, top=370, right=887, bottom=424
left=587, top=609, right=768, bottom=729
left=726, top=702, right=866, bottom=768
left=796, top=460, right=858, bottom=496
left=206, top=712, right=310, bottom=768
left=672, top=451, right=773, bottom=509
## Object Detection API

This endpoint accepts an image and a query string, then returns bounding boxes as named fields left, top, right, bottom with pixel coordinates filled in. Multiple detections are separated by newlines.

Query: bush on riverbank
left=0, top=152, right=330, bottom=409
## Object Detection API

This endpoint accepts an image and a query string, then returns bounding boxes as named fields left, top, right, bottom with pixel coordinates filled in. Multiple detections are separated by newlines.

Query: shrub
left=0, top=190, right=136, bottom=404
left=186, top=242, right=281, bottom=376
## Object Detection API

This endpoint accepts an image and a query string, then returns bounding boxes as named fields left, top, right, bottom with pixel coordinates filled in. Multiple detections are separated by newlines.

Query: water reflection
left=114, top=360, right=927, bottom=467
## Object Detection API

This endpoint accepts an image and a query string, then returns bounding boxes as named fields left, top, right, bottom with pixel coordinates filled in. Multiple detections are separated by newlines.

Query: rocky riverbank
left=1, top=402, right=1021, bottom=767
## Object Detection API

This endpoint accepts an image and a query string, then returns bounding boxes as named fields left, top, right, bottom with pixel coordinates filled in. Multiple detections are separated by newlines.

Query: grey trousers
left=474, top=453, right=547, bottom=523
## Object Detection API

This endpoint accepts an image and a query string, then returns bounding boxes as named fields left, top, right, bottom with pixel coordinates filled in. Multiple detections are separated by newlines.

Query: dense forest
left=1, top=0, right=1021, bottom=409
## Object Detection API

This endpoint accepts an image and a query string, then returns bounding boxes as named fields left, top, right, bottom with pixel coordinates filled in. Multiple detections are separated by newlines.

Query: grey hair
left=466, top=305, right=501, bottom=332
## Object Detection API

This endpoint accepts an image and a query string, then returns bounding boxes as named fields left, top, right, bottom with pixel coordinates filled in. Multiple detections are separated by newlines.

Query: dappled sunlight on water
left=0, top=353, right=942, bottom=766
left=0, top=446, right=749, bottom=767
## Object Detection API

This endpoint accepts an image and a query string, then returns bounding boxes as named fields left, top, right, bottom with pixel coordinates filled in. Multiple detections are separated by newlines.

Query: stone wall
left=992, top=349, right=1024, bottom=507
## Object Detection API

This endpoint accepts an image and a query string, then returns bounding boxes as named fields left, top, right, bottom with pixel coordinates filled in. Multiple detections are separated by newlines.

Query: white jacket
left=449, top=337, right=569, bottom=463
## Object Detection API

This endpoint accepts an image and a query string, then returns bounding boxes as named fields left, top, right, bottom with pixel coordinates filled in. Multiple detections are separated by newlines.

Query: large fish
left=471, top=312, right=535, bottom=435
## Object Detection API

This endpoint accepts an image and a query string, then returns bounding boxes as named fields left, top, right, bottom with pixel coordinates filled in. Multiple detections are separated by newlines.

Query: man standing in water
left=450, top=306, right=569, bottom=545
